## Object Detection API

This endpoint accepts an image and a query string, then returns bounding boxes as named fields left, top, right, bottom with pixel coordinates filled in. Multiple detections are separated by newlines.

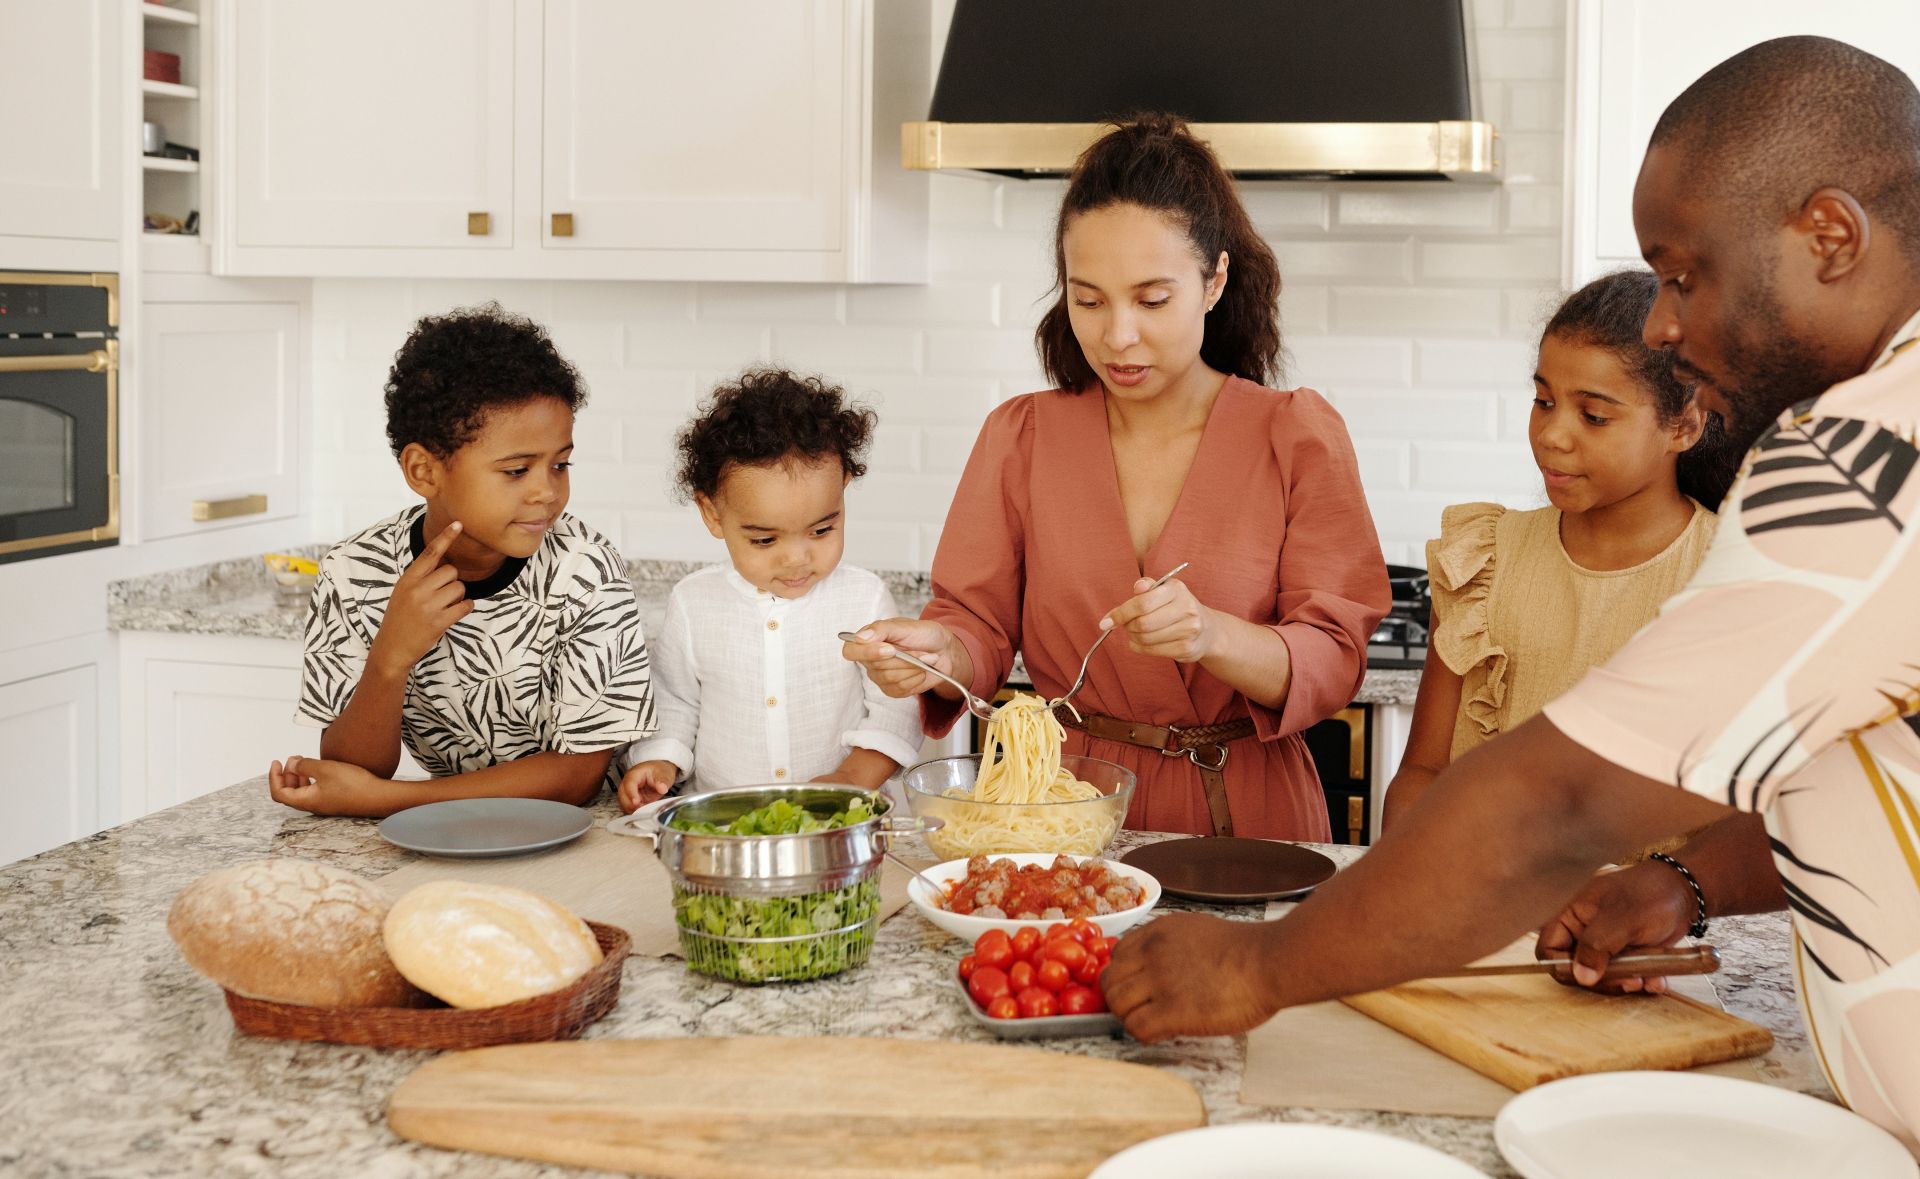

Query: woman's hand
left=1105, top=576, right=1217, bottom=664
left=841, top=617, right=970, bottom=700
left=267, top=755, right=385, bottom=817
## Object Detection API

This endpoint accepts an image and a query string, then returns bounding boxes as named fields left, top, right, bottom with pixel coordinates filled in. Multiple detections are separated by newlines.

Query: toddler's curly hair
left=675, top=368, right=876, bottom=502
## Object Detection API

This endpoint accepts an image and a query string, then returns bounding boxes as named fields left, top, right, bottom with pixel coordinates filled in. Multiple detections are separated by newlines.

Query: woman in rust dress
left=845, top=116, right=1388, bottom=840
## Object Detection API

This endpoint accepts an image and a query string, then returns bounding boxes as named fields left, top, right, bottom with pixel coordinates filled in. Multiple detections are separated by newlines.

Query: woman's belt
left=1050, top=706, right=1257, bottom=837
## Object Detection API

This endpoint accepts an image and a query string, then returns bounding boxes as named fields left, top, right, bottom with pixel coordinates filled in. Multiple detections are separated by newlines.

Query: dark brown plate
left=1120, top=838, right=1338, bottom=903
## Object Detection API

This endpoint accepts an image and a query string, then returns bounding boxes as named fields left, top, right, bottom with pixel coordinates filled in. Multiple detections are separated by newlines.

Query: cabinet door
left=139, top=302, right=301, bottom=540
left=0, top=666, right=97, bottom=867
left=232, top=0, right=515, bottom=249
left=1590, top=1, right=1920, bottom=266
left=542, top=0, right=846, bottom=252
left=0, top=0, right=121, bottom=242
left=142, top=659, right=311, bottom=812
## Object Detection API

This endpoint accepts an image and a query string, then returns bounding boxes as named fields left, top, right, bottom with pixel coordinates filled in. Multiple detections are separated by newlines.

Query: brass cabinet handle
left=1332, top=705, right=1367, bottom=781
left=550, top=212, right=574, bottom=237
left=192, top=494, right=269, bottom=522
left=467, top=212, right=491, bottom=236
left=0, top=349, right=115, bottom=374
left=1347, top=795, right=1365, bottom=845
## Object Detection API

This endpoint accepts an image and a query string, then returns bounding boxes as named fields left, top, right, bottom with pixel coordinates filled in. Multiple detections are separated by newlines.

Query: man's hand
left=1535, top=861, right=1695, bottom=994
left=268, top=755, right=386, bottom=817
left=617, top=760, right=678, bottom=813
left=369, top=520, right=473, bottom=677
left=1101, top=912, right=1282, bottom=1041
left=1105, top=576, right=1216, bottom=664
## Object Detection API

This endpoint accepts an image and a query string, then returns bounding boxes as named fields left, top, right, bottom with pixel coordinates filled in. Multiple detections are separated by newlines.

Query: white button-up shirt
left=622, top=563, right=922, bottom=791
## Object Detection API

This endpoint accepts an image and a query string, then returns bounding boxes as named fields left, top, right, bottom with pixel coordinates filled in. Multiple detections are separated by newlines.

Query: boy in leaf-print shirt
left=273, top=304, right=655, bottom=818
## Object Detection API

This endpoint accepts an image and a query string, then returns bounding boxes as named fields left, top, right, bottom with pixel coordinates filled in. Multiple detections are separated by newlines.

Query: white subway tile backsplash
left=306, top=3, right=1568, bottom=565
left=1333, top=287, right=1504, bottom=335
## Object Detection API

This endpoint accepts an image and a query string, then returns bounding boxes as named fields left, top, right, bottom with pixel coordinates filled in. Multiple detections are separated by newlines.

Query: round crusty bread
left=382, top=880, right=603, bottom=1009
left=166, top=858, right=425, bottom=1008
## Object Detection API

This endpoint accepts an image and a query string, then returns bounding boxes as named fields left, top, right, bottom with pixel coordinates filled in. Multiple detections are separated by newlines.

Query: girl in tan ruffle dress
left=1380, top=270, right=1741, bottom=831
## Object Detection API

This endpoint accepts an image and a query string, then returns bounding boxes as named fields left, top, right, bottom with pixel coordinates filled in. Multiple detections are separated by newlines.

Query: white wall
left=309, top=0, right=1564, bottom=570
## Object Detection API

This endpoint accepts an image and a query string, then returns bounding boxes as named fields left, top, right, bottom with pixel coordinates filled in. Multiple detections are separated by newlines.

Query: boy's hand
left=618, top=760, right=678, bottom=813
left=268, top=755, right=385, bottom=817
left=370, top=520, right=474, bottom=677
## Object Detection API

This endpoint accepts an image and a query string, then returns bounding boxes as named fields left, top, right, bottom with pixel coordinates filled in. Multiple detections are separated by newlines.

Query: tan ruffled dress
left=1427, top=500, right=1718, bottom=760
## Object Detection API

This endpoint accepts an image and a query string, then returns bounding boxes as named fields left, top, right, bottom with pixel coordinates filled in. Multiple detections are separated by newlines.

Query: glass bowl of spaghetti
left=903, top=753, right=1134, bottom=860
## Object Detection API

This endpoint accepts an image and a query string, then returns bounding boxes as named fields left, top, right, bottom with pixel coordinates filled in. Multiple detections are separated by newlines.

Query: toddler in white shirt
left=616, top=369, right=922, bottom=811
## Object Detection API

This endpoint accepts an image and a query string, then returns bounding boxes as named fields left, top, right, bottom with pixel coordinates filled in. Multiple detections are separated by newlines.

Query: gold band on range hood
left=902, top=120, right=1498, bottom=181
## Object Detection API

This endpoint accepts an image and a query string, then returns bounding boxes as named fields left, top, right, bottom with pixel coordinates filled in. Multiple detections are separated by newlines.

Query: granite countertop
left=0, top=778, right=1821, bottom=1178
left=106, top=550, right=1422, bottom=705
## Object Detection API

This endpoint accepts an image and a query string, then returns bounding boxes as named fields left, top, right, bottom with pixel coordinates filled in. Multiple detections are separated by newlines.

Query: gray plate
left=955, top=975, right=1124, bottom=1040
left=377, top=797, right=593, bottom=858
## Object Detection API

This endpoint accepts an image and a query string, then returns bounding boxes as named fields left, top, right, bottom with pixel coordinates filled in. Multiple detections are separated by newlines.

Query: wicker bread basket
left=222, top=921, right=629, bottom=1050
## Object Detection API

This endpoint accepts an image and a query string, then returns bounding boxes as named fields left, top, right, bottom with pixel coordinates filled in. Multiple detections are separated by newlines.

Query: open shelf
left=142, top=155, right=199, bottom=173
left=141, top=3, right=199, bottom=27
left=141, top=79, right=198, bottom=100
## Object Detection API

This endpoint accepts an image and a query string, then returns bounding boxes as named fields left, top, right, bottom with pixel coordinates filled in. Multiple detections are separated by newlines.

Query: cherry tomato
left=1042, top=938, right=1090, bottom=971
left=1036, top=958, right=1072, bottom=993
left=1045, top=922, right=1071, bottom=943
left=968, top=966, right=1011, bottom=1007
left=1073, top=952, right=1103, bottom=986
left=1008, top=960, right=1036, bottom=992
left=974, top=929, right=1014, bottom=971
left=1098, top=936, right=1120, bottom=958
left=957, top=954, right=977, bottom=981
left=1010, top=927, right=1042, bottom=962
left=1016, top=986, right=1059, bottom=1019
left=1060, top=984, right=1105, bottom=1016
left=1067, top=917, right=1099, bottom=944
left=986, top=995, right=1020, bottom=1020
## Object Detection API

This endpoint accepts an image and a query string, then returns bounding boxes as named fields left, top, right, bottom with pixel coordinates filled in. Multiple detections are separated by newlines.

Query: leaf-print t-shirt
left=1544, top=324, right=1920, bottom=1155
left=295, top=506, right=657, bottom=785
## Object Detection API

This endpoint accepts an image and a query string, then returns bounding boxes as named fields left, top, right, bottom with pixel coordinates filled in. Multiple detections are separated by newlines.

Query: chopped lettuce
left=667, top=796, right=874, bottom=837
left=673, top=880, right=878, bottom=983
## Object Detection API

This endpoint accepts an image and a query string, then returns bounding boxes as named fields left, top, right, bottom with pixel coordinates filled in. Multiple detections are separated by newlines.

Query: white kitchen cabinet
left=118, top=632, right=425, bottom=821
left=226, top=0, right=516, bottom=253
left=1569, top=0, right=1920, bottom=284
left=137, top=299, right=303, bottom=540
left=217, top=0, right=928, bottom=282
left=542, top=0, right=845, bottom=253
left=0, top=664, right=99, bottom=867
left=0, top=0, right=123, bottom=265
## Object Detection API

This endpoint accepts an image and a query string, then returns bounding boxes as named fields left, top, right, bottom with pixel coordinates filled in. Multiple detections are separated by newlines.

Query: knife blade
left=1426, top=944, right=1719, bottom=981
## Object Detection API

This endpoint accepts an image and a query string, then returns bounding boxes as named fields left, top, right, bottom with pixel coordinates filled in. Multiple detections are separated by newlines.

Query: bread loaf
left=382, top=880, right=602, bottom=1008
left=167, top=858, right=425, bottom=1008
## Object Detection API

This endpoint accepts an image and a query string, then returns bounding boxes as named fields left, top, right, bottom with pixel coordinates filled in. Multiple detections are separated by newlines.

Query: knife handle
left=1574, top=945, right=1720, bottom=979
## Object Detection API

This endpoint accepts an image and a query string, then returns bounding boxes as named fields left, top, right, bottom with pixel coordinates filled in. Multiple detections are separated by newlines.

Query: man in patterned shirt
left=1104, top=36, right=1920, bottom=1153
left=273, top=305, right=655, bottom=817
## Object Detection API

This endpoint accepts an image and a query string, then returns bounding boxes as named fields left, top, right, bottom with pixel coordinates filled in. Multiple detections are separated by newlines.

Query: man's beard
left=1696, top=270, right=1851, bottom=453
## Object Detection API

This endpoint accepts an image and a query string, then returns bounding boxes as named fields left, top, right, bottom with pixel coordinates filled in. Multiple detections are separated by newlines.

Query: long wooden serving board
left=388, top=1037, right=1207, bottom=1179
left=1341, top=969, right=1774, bottom=1092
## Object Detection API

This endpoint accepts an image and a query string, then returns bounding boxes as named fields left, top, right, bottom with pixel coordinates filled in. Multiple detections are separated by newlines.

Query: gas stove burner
left=1368, top=563, right=1431, bottom=669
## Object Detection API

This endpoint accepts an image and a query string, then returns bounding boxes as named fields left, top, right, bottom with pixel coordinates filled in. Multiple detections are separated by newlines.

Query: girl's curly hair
left=675, top=369, right=875, bottom=502
left=384, top=303, right=585, bottom=458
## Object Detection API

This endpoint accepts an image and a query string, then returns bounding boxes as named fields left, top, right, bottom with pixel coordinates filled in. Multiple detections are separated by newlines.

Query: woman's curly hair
left=675, top=369, right=876, bottom=502
left=384, top=303, right=586, bottom=458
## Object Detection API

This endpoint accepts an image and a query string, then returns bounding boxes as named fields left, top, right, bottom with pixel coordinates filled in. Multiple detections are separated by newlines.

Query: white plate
left=905, top=853, right=1160, bottom=941
left=1495, top=1072, right=1919, bottom=1179
left=1090, top=1123, right=1488, bottom=1178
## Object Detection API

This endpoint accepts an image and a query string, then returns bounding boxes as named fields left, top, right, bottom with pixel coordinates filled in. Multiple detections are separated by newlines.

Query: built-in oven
left=0, top=272, right=119, bottom=564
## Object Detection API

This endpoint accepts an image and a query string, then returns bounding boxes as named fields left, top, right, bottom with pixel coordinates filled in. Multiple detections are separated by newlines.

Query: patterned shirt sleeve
left=1543, top=410, right=1920, bottom=812
left=544, top=542, right=657, bottom=753
left=294, top=555, right=369, bottom=729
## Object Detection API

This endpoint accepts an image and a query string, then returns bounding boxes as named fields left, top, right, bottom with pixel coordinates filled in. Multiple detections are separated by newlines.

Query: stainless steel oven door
left=0, top=340, right=118, bottom=562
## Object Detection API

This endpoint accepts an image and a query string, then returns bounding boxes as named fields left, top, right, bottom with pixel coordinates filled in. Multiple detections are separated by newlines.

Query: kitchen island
left=0, top=779, right=1822, bottom=1178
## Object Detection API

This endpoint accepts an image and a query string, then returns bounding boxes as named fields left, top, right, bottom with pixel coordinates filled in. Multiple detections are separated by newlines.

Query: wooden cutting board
left=1340, top=963, right=1775, bottom=1092
left=388, top=1037, right=1206, bottom=1179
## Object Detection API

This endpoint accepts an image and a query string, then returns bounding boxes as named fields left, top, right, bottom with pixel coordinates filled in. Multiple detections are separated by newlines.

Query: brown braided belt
left=1051, top=705, right=1256, bottom=837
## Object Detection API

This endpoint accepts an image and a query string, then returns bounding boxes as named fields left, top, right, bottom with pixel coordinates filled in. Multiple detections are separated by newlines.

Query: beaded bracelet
left=1648, top=852, right=1709, bottom=939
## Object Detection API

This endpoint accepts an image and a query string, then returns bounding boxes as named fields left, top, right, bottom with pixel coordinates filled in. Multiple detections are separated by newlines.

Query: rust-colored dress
left=921, top=378, right=1390, bottom=840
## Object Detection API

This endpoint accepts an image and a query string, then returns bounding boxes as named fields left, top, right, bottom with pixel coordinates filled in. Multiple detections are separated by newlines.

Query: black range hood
left=904, top=0, right=1499, bottom=182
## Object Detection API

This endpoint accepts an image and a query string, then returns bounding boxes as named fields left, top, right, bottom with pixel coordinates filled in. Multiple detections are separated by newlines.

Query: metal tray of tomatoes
left=954, top=975, right=1124, bottom=1040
